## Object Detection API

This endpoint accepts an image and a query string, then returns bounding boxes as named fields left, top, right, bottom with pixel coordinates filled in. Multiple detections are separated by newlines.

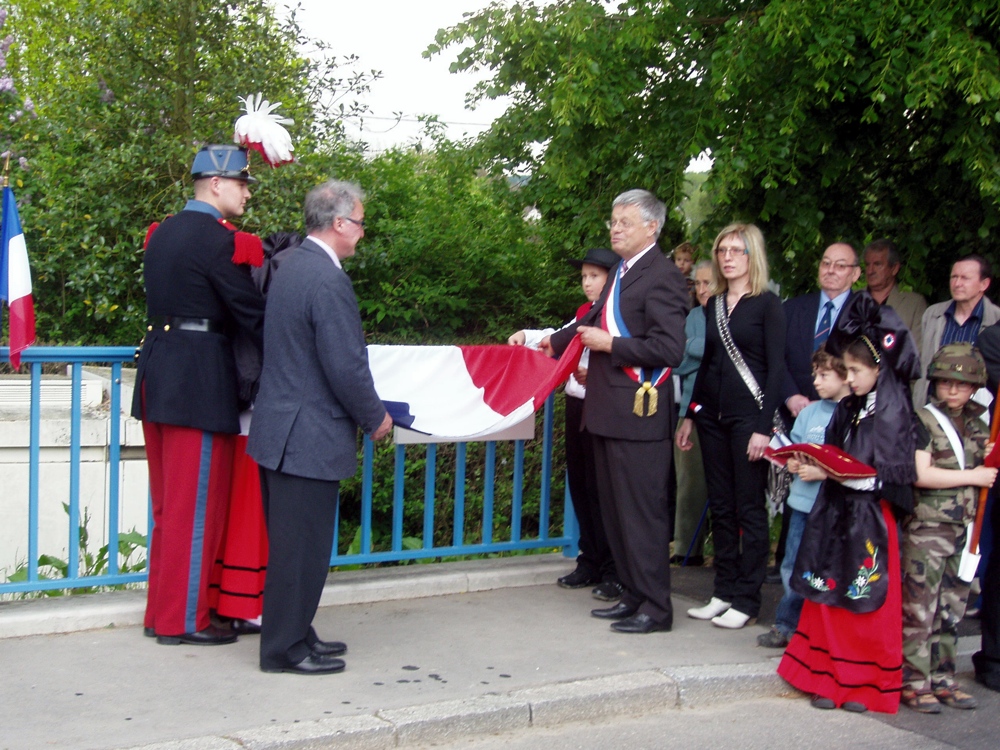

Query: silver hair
left=612, top=189, right=666, bottom=238
left=693, top=259, right=713, bottom=273
left=304, top=180, right=365, bottom=232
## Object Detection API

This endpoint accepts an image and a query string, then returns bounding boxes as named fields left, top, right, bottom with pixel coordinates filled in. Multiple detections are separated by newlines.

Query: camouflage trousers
left=901, top=520, right=971, bottom=692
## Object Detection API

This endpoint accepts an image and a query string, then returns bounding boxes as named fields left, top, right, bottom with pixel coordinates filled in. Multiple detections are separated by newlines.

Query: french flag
left=0, top=186, right=36, bottom=368
left=368, top=337, right=583, bottom=440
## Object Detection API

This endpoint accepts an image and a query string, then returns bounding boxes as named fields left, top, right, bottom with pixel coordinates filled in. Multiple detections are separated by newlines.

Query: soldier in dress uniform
left=131, top=144, right=266, bottom=646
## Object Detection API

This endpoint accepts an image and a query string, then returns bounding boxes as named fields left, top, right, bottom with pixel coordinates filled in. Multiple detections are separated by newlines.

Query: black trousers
left=564, top=396, right=615, bottom=579
left=259, top=467, right=339, bottom=670
left=974, top=492, right=1000, bottom=689
left=696, top=412, right=770, bottom=618
left=592, top=435, right=673, bottom=624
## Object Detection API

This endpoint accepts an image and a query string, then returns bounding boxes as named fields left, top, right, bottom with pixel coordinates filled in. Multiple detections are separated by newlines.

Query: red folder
left=764, top=443, right=877, bottom=480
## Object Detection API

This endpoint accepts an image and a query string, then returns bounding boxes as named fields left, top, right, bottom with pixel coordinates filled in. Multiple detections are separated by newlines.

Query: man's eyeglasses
left=343, top=217, right=366, bottom=229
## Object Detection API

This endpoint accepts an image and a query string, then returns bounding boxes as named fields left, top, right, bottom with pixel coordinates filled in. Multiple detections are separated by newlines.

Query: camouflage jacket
left=914, top=398, right=989, bottom=525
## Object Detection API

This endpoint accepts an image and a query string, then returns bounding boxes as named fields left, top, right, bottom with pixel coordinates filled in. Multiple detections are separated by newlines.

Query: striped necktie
left=814, top=300, right=834, bottom=350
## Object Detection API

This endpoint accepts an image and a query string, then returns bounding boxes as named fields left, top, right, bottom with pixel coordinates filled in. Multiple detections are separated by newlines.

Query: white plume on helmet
left=233, top=93, right=294, bottom=167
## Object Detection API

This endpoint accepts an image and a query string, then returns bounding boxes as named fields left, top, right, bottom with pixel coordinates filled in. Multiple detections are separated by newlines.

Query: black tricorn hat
left=568, top=247, right=619, bottom=270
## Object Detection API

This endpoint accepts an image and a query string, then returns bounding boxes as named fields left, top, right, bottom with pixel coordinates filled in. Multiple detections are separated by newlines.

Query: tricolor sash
left=600, top=262, right=671, bottom=417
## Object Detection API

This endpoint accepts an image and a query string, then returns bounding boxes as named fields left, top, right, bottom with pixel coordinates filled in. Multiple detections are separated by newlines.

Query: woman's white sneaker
left=711, top=608, right=753, bottom=629
left=686, top=597, right=731, bottom=620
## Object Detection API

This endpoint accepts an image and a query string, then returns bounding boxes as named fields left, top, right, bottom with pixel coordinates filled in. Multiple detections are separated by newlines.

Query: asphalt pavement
left=0, top=554, right=988, bottom=750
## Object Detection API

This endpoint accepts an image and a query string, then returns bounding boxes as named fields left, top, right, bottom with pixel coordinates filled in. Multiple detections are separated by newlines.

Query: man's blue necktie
left=814, top=300, right=834, bottom=350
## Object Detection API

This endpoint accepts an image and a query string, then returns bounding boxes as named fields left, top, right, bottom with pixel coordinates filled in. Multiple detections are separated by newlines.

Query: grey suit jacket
left=247, top=239, right=387, bottom=481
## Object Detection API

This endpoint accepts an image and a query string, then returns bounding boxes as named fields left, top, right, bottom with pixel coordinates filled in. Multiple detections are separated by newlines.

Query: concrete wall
left=0, top=410, right=149, bottom=581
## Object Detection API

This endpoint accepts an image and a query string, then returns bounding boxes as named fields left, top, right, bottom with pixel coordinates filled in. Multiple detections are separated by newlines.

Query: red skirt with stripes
left=208, top=435, right=268, bottom=620
left=777, top=499, right=902, bottom=713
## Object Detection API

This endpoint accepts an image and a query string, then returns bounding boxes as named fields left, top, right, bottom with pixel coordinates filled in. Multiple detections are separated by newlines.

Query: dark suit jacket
left=550, top=245, right=688, bottom=441
left=782, top=291, right=855, bottom=402
left=131, top=210, right=265, bottom=434
left=247, top=239, right=386, bottom=481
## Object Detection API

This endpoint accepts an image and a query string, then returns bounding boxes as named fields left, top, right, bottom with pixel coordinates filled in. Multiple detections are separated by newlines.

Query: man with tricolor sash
left=543, top=189, right=688, bottom=634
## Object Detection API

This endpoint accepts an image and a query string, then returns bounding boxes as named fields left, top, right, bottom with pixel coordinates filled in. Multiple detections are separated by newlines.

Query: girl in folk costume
left=778, top=292, right=921, bottom=713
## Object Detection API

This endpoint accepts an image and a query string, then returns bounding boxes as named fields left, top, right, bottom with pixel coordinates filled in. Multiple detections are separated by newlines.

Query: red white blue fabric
left=0, top=186, right=35, bottom=368
left=368, top=341, right=583, bottom=439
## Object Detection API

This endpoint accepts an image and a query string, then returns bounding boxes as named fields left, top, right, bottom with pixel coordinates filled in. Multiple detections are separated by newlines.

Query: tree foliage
left=1, top=0, right=577, bottom=347
left=432, top=0, right=1000, bottom=301
left=349, top=136, right=577, bottom=343
left=5, top=0, right=375, bottom=343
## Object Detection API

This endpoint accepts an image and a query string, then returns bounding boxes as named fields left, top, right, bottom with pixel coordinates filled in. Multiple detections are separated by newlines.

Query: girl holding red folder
left=778, top=292, right=921, bottom=714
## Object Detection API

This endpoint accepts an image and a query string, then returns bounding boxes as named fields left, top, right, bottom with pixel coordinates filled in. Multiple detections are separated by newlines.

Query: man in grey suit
left=248, top=180, right=393, bottom=675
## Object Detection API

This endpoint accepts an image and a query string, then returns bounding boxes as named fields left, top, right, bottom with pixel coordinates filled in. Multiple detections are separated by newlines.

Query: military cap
left=928, top=342, right=987, bottom=386
left=190, top=144, right=257, bottom=183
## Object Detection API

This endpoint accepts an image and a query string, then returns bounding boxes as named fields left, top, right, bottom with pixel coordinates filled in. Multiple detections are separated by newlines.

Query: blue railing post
left=107, top=361, right=122, bottom=575
left=27, top=361, right=41, bottom=582
left=452, top=442, right=466, bottom=547
left=510, top=440, right=524, bottom=543
left=423, top=443, right=436, bottom=549
left=361, top=435, right=374, bottom=554
left=68, top=363, right=82, bottom=578
left=538, top=393, right=555, bottom=540
left=482, top=441, right=496, bottom=545
left=392, top=443, right=405, bottom=552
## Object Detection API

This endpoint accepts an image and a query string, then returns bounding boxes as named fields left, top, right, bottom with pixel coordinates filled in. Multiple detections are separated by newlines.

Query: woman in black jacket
left=676, top=223, right=785, bottom=628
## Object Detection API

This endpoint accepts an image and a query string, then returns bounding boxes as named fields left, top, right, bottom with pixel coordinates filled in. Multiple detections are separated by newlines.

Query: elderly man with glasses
left=782, top=243, right=861, bottom=418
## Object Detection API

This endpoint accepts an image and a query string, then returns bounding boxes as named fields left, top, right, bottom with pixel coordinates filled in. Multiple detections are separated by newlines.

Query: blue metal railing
left=0, top=346, right=577, bottom=595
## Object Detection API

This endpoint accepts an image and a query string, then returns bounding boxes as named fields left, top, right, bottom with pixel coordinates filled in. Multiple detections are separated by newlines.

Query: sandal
left=901, top=688, right=942, bottom=714
left=932, top=685, right=978, bottom=710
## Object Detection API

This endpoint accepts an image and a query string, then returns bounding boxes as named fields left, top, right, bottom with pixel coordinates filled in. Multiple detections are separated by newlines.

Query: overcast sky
left=291, top=0, right=509, bottom=151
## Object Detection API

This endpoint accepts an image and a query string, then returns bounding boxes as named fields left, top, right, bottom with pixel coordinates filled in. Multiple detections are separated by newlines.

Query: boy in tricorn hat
left=508, top=247, right=623, bottom=600
left=903, top=343, right=998, bottom=712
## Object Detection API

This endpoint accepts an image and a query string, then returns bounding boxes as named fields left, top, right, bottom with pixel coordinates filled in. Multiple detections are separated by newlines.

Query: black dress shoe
left=143, top=627, right=155, bottom=638
left=156, top=625, right=238, bottom=646
left=311, top=639, right=347, bottom=657
left=261, top=653, right=346, bottom=675
left=229, top=618, right=262, bottom=635
left=558, top=567, right=601, bottom=589
left=765, top=565, right=782, bottom=585
left=591, top=601, right=639, bottom=620
left=591, top=579, right=624, bottom=601
left=610, top=613, right=672, bottom=633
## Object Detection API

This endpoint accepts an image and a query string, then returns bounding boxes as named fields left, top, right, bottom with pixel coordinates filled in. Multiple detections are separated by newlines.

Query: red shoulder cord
left=143, top=216, right=263, bottom=268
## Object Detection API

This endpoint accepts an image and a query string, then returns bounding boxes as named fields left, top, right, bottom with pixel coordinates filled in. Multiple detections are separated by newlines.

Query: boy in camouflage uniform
left=902, top=343, right=998, bottom=713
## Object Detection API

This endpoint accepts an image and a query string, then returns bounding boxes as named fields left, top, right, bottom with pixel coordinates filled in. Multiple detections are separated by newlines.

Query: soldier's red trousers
left=142, top=421, right=235, bottom=636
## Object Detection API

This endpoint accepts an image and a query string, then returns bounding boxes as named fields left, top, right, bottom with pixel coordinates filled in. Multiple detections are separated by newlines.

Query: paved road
left=1, top=556, right=991, bottom=750
left=417, top=687, right=999, bottom=750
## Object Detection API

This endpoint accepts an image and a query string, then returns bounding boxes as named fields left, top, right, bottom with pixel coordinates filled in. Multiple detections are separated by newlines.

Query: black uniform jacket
left=131, top=210, right=265, bottom=434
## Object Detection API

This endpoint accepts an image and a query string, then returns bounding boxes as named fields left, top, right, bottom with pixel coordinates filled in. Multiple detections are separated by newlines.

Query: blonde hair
left=710, top=223, right=770, bottom=296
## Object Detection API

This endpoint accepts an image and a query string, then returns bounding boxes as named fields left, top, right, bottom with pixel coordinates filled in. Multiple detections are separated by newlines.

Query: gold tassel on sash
left=633, top=381, right=658, bottom=417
